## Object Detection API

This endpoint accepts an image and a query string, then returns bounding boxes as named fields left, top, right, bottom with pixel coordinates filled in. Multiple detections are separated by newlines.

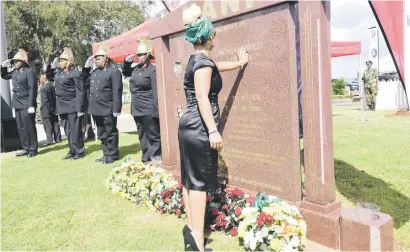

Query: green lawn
left=1, top=105, right=410, bottom=250
left=0, top=132, right=240, bottom=251
left=332, top=105, right=410, bottom=250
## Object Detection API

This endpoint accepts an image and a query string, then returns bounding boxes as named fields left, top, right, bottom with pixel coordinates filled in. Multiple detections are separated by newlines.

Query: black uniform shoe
left=103, top=159, right=117, bottom=164
left=62, top=154, right=74, bottom=160
left=95, top=157, right=105, bottom=162
left=72, top=155, right=84, bottom=160
left=16, top=151, right=29, bottom=157
left=27, top=152, right=38, bottom=157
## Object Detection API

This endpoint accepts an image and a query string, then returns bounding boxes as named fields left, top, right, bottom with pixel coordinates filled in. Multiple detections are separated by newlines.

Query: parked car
left=379, top=71, right=399, bottom=81
left=345, top=81, right=359, bottom=91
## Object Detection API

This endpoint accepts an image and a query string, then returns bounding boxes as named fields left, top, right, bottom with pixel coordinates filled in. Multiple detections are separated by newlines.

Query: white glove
left=113, top=113, right=121, bottom=117
left=131, top=63, right=138, bottom=68
left=125, top=54, right=135, bottom=63
left=2, top=59, right=11, bottom=68
left=51, top=58, right=59, bottom=69
left=28, top=107, right=35, bottom=114
left=85, top=56, right=94, bottom=68
left=77, top=112, right=84, bottom=117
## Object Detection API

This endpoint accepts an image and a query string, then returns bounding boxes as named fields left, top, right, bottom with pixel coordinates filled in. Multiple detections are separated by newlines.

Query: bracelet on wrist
left=208, top=129, right=218, bottom=135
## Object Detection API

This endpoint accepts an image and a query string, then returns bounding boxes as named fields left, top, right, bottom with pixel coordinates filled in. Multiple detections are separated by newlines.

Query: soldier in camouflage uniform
left=362, top=60, right=379, bottom=111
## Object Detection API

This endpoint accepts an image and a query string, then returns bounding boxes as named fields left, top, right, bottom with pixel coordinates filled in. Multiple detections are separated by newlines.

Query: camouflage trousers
left=365, top=86, right=378, bottom=110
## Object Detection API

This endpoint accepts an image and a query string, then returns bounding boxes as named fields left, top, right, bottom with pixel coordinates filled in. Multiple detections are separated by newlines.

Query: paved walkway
left=36, top=114, right=136, bottom=144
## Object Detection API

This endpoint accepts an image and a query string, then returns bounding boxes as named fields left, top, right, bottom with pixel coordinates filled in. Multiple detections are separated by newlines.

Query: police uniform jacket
left=39, top=81, right=56, bottom=118
left=1, top=66, right=37, bottom=109
left=46, top=67, right=86, bottom=115
left=82, top=64, right=123, bottom=116
left=122, top=62, right=158, bottom=117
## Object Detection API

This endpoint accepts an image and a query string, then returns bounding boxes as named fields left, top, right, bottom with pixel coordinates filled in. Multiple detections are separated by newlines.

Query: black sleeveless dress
left=178, top=53, right=222, bottom=192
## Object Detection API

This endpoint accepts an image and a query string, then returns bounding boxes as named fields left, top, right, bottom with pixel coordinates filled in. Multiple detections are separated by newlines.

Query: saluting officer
left=1, top=49, right=38, bottom=157
left=83, top=45, right=123, bottom=164
left=123, top=39, right=161, bottom=163
left=39, top=74, right=61, bottom=145
left=46, top=48, right=86, bottom=160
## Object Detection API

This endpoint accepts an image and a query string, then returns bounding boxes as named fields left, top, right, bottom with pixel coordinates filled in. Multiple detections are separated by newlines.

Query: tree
left=3, top=1, right=150, bottom=74
left=332, top=77, right=346, bottom=95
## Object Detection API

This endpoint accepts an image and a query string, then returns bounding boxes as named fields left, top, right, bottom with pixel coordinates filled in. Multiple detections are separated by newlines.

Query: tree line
left=3, top=1, right=153, bottom=74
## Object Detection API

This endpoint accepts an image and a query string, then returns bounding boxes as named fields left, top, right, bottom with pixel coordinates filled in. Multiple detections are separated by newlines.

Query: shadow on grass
left=335, top=159, right=410, bottom=228
left=38, top=141, right=69, bottom=155
left=84, top=141, right=141, bottom=160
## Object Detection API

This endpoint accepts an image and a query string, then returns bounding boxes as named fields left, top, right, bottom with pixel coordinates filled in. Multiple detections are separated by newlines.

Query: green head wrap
left=185, top=18, right=214, bottom=44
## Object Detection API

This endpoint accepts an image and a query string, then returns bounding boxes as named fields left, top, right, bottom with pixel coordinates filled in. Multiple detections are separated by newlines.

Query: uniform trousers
left=365, top=86, right=378, bottom=110
left=15, top=108, right=38, bottom=153
left=42, top=114, right=61, bottom=144
left=92, top=115, right=119, bottom=161
left=60, top=113, right=85, bottom=156
left=133, top=115, right=161, bottom=162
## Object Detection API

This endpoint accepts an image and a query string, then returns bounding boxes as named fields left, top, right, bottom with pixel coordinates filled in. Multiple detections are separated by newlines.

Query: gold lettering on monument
left=215, top=21, right=246, bottom=34
left=221, top=0, right=239, bottom=15
left=217, top=41, right=264, bottom=57
left=202, top=0, right=218, bottom=18
left=222, top=148, right=286, bottom=164
left=198, top=0, right=254, bottom=19
left=219, top=173, right=283, bottom=192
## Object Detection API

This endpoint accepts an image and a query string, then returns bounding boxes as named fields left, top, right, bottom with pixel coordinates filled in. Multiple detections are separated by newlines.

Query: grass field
left=1, top=104, right=410, bottom=250
left=332, top=105, right=410, bottom=250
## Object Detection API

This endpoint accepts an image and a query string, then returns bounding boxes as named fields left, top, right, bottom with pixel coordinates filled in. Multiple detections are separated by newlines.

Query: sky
left=330, top=0, right=395, bottom=79
left=148, top=0, right=397, bottom=79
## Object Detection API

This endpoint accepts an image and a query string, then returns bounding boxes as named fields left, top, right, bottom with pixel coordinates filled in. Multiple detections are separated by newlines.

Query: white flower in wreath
left=240, top=207, right=258, bottom=218
left=274, top=225, right=284, bottom=234
left=290, top=236, right=300, bottom=248
left=281, top=242, right=298, bottom=252
left=285, top=216, right=299, bottom=226
left=244, top=232, right=257, bottom=251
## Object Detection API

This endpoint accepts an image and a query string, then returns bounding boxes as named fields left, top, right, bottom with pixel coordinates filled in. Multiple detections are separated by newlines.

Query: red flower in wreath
left=234, top=207, right=242, bottom=217
left=212, top=209, right=219, bottom=216
left=230, top=227, right=238, bottom=236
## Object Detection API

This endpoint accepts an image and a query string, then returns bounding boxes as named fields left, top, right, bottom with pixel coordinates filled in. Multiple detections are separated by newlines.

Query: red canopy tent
left=92, top=18, right=156, bottom=62
left=330, top=41, right=361, bottom=58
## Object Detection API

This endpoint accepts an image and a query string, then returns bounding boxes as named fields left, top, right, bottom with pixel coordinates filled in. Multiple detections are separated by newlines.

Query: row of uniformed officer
left=82, top=46, right=123, bottom=164
left=1, top=49, right=39, bottom=157
left=123, top=40, right=161, bottom=163
left=46, top=48, right=87, bottom=160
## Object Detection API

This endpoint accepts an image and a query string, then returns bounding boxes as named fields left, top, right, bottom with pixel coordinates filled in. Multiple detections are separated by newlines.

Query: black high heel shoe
left=182, top=225, right=207, bottom=245
left=184, top=231, right=201, bottom=251
left=182, top=224, right=191, bottom=236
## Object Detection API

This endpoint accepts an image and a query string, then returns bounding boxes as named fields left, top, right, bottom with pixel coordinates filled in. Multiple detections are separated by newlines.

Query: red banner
left=92, top=19, right=155, bottom=63
left=369, top=0, right=405, bottom=85
left=331, top=41, right=361, bottom=58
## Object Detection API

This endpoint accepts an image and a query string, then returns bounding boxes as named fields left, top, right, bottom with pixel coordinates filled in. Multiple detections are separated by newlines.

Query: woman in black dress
left=122, top=40, right=161, bottom=163
left=180, top=5, right=249, bottom=251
